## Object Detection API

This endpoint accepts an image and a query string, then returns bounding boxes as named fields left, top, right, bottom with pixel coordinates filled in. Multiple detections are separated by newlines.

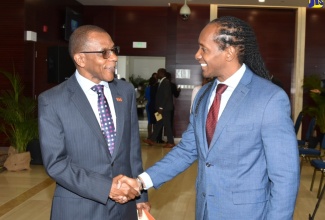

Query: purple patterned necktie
left=91, top=85, right=116, bottom=155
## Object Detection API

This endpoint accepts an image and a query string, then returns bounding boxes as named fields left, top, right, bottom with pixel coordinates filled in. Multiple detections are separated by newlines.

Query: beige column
left=292, top=7, right=306, bottom=138
left=210, top=4, right=218, bottom=21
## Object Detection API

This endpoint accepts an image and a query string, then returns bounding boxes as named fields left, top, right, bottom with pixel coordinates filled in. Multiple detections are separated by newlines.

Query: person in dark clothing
left=156, top=71, right=181, bottom=142
left=145, top=76, right=158, bottom=139
left=165, top=71, right=181, bottom=136
left=149, top=72, right=165, bottom=143
left=144, top=68, right=175, bottom=148
left=166, top=72, right=181, bottom=98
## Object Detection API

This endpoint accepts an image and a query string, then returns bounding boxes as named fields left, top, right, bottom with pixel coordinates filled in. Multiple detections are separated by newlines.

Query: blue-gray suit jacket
left=38, top=74, right=147, bottom=220
left=146, top=68, right=300, bottom=220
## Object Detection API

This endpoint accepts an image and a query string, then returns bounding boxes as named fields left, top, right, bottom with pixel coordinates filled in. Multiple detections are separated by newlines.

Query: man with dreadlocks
left=117, top=16, right=300, bottom=220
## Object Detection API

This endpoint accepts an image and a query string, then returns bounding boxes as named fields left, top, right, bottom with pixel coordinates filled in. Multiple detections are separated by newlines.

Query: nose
left=109, top=53, right=118, bottom=62
left=195, top=49, right=202, bottom=61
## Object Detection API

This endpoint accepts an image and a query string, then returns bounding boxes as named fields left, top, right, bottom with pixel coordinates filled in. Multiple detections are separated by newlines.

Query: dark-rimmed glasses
left=80, top=46, right=120, bottom=59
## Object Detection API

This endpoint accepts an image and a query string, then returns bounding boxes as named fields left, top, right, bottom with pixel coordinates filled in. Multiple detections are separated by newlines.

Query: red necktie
left=206, top=84, right=228, bottom=146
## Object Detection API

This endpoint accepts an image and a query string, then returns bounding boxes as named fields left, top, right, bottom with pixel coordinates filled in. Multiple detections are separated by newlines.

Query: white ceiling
left=75, top=0, right=308, bottom=7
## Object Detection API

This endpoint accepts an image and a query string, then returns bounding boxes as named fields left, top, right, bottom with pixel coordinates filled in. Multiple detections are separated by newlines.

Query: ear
left=74, top=53, right=86, bottom=68
left=225, top=46, right=237, bottom=62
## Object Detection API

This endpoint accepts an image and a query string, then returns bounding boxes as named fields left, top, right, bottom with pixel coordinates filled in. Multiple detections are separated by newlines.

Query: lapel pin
left=116, top=97, right=123, bottom=102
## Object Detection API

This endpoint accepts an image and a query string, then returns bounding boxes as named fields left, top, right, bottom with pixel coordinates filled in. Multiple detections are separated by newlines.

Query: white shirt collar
left=159, top=77, right=166, bottom=83
left=75, top=70, right=109, bottom=93
left=217, top=64, right=246, bottom=89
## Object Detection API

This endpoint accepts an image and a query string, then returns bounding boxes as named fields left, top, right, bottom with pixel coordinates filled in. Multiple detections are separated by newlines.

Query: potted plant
left=129, top=74, right=149, bottom=117
left=303, top=75, right=325, bottom=143
left=0, top=68, right=38, bottom=171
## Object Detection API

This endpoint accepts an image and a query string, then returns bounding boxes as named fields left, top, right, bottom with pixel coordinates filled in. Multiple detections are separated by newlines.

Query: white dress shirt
left=158, top=77, right=166, bottom=86
left=208, top=64, right=246, bottom=118
left=75, top=71, right=117, bottom=130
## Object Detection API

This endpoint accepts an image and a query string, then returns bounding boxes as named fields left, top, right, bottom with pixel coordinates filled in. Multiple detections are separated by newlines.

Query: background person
left=144, top=76, right=158, bottom=140
left=190, top=77, right=213, bottom=113
left=166, top=71, right=181, bottom=136
left=143, top=68, right=175, bottom=148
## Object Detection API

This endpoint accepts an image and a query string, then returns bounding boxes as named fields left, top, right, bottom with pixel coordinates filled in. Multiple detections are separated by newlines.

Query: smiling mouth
left=105, top=66, right=116, bottom=71
left=201, top=64, right=207, bottom=67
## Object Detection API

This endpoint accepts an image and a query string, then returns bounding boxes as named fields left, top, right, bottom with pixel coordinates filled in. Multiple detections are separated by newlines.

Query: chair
left=298, top=117, right=316, bottom=146
left=299, top=117, right=318, bottom=173
left=309, top=136, right=325, bottom=198
left=294, top=111, right=304, bottom=135
left=309, top=182, right=325, bottom=220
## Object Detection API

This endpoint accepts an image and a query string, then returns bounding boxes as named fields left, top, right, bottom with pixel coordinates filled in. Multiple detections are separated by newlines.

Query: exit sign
left=132, top=42, right=147, bottom=48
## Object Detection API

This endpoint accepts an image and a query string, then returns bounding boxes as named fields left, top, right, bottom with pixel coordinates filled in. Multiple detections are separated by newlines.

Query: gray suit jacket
left=146, top=68, right=299, bottom=220
left=38, top=74, right=147, bottom=220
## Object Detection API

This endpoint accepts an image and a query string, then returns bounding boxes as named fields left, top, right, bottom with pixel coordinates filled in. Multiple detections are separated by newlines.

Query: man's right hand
left=119, top=175, right=143, bottom=191
left=109, top=174, right=140, bottom=204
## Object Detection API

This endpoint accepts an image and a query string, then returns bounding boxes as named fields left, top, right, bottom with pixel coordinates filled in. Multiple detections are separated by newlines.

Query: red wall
left=0, top=0, right=25, bottom=147
left=0, top=1, right=325, bottom=144
left=0, top=0, right=25, bottom=91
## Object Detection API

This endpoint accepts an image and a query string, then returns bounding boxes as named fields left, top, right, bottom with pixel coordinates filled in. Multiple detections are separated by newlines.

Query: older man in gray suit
left=38, top=25, right=150, bottom=220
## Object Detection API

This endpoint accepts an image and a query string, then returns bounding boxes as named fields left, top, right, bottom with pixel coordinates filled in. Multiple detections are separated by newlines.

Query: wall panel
left=305, top=8, right=325, bottom=78
left=1, top=2, right=322, bottom=141
left=113, top=6, right=169, bottom=57
left=25, top=0, right=82, bottom=96
left=0, top=0, right=25, bottom=146
left=218, top=8, right=296, bottom=97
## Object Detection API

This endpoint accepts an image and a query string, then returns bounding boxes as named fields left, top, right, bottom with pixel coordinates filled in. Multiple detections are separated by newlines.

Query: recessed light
left=259, top=0, right=265, bottom=2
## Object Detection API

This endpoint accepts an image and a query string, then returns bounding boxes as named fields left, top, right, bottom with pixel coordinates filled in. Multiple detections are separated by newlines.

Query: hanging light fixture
left=180, top=0, right=191, bottom=20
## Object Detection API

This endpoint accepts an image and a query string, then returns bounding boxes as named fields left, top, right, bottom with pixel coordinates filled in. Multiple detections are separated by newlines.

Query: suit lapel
left=67, top=76, right=109, bottom=153
left=208, top=70, right=253, bottom=151
left=208, top=83, right=250, bottom=149
left=193, top=82, right=214, bottom=157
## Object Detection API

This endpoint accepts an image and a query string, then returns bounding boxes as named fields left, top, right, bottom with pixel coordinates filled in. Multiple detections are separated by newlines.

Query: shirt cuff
left=139, top=172, right=153, bottom=190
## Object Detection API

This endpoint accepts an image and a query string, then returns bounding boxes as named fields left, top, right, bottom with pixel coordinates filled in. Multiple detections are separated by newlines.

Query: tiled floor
left=0, top=135, right=324, bottom=219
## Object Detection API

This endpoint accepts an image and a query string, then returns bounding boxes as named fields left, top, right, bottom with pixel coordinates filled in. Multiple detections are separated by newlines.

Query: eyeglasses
left=80, top=46, right=120, bottom=59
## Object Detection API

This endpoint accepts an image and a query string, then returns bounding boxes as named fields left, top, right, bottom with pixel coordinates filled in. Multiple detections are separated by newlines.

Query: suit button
left=111, top=162, right=114, bottom=167
left=202, top=193, right=206, bottom=197
left=206, top=163, right=211, bottom=167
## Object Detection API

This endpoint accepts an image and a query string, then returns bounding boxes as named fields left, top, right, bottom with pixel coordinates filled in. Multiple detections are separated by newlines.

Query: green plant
left=129, top=74, right=148, bottom=88
left=129, top=74, right=149, bottom=104
left=0, top=68, right=38, bottom=153
left=303, top=75, right=325, bottom=133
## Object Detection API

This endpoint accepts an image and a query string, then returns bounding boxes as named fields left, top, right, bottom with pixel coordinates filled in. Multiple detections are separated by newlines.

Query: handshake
left=109, top=174, right=145, bottom=204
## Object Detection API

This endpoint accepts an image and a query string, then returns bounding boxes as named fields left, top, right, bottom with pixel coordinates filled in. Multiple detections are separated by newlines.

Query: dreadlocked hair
left=210, top=16, right=270, bottom=80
